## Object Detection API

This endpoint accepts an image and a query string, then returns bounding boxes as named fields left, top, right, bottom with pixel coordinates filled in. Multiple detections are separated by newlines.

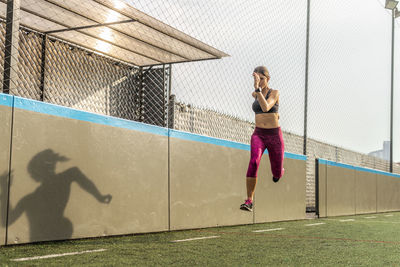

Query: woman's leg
left=245, top=133, right=266, bottom=200
left=266, top=129, right=285, bottom=182
left=246, top=177, right=257, bottom=201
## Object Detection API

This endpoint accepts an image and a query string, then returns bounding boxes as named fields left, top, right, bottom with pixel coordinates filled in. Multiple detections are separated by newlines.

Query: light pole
left=303, top=0, right=310, bottom=156
left=385, top=0, right=399, bottom=172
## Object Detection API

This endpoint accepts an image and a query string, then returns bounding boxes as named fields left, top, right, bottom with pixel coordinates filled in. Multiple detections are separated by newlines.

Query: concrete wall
left=317, top=159, right=400, bottom=217
left=326, top=164, right=356, bottom=216
left=0, top=94, right=13, bottom=246
left=6, top=96, right=169, bottom=244
left=316, top=159, right=327, bottom=218
left=169, top=131, right=253, bottom=229
left=169, top=131, right=306, bottom=229
left=255, top=157, right=306, bottom=223
left=355, top=171, right=377, bottom=214
left=377, top=174, right=400, bottom=212
left=0, top=93, right=307, bottom=245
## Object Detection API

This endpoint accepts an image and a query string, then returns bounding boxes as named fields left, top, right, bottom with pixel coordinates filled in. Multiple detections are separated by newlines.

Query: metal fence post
left=303, top=0, right=311, bottom=156
left=39, top=34, right=47, bottom=101
left=167, top=64, right=175, bottom=129
left=315, top=158, right=319, bottom=217
left=168, top=94, right=175, bottom=129
left=139, top=67, right=144, bottom=122
left=2, top=0, right=20, bottom=94
left=389, top=9, right=395, bottom=173
left=162, top=64, right=167, bottom=127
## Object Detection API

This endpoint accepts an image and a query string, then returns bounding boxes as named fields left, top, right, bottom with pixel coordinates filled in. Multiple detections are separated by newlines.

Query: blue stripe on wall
left=169, top=129, right=250, bottom=151
left=169, top=129, right=307, bottom=161
left=285, top=153, right=307, bottom=161
left=318, top=158, right=400, bottom=178
left=1, top=94, right=307, bottom=161
left=0, top=93, right=14, bottom=107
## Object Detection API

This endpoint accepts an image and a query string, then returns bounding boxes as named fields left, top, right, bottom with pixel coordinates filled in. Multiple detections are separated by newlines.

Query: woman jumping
left=240, top=66, right=285, bottom=212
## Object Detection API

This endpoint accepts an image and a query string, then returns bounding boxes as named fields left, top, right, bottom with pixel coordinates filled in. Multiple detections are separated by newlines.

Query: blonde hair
left=254, top=66, right=270, bottom=79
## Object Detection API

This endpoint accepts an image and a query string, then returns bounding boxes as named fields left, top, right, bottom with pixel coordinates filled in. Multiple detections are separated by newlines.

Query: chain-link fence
left=0, top=16, right=171, bottom=126
left=0, top=0, right=224, bottom=126
left=1, top=0, right=399, bottom=210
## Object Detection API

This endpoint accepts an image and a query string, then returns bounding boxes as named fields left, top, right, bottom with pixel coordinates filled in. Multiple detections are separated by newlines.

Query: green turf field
left=1, top=212, right=400, bottom=266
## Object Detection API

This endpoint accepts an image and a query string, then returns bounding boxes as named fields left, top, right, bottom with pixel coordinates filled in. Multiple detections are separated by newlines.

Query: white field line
left=340, top=219, right=355, bottom=222
left=11, top=249, right=107, bottom=262
left=305, top=222, right=326, bottom=226
left=325, top=218, right=400, bottom=224
left=171, top=236, right=219, bottom=243
left=364, top=216, right=377, bottom=219
left=253, top=228, right=284, bottom=233
left=384, top=214, right=394, bottom=217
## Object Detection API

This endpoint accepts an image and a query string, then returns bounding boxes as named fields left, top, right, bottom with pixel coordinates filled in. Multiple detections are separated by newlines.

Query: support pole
left=2, top=0, right=21, bottom=94
left=39, top=34, right=47, bottom=101
left=303, top=0, right=311, bottom=155
left=163, top=64, right=166, bottom=127
left=167, top=64, right=174, bottom=130
left=139, top=67, right=144, bottom=122
left=389, top=10, right=395, bottom=172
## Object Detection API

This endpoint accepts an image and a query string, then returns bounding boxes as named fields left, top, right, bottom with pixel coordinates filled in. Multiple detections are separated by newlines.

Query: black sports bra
left=252, top=89, right=279, bottom=114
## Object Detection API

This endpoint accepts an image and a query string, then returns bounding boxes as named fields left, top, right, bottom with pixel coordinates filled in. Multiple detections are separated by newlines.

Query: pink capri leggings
left=246, top=127, right=285, bottom=178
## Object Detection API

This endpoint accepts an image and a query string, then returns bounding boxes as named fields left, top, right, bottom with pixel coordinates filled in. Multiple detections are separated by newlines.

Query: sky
left=126, top=0, right=399, bottom=162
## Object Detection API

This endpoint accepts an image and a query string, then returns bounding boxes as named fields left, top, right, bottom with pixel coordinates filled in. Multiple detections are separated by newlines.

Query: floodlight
left=395, top=8, right=400, bottom=17
left=385, top=0, right=399, bottom=10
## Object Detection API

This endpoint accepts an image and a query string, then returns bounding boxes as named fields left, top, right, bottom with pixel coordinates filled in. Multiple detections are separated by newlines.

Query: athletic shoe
left=240, top=199, right=253, bottom=211
left=273, top=168, right=284, bottom=183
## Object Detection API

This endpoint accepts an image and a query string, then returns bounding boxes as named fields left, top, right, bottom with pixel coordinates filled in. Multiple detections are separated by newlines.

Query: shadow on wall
left=0, top=149, right=112, bottom=242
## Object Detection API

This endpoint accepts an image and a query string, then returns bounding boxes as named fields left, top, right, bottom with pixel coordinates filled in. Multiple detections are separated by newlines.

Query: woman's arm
left=63, top=167, right=112, bottom=203
left=1, top=171, right=27, bottom=226
left=256, top=90, right=279, bottom=112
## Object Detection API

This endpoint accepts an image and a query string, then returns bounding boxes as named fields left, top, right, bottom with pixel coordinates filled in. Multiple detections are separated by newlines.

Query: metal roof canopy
left=0, top=0, right=229, bottom=67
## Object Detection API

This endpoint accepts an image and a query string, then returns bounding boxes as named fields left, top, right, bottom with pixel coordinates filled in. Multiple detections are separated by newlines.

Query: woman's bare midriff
left=255, top=113, right=280, bottom=129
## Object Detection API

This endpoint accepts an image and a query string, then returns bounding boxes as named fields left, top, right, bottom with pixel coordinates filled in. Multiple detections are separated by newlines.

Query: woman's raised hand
left=253, top=72, right=260, bottom=89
